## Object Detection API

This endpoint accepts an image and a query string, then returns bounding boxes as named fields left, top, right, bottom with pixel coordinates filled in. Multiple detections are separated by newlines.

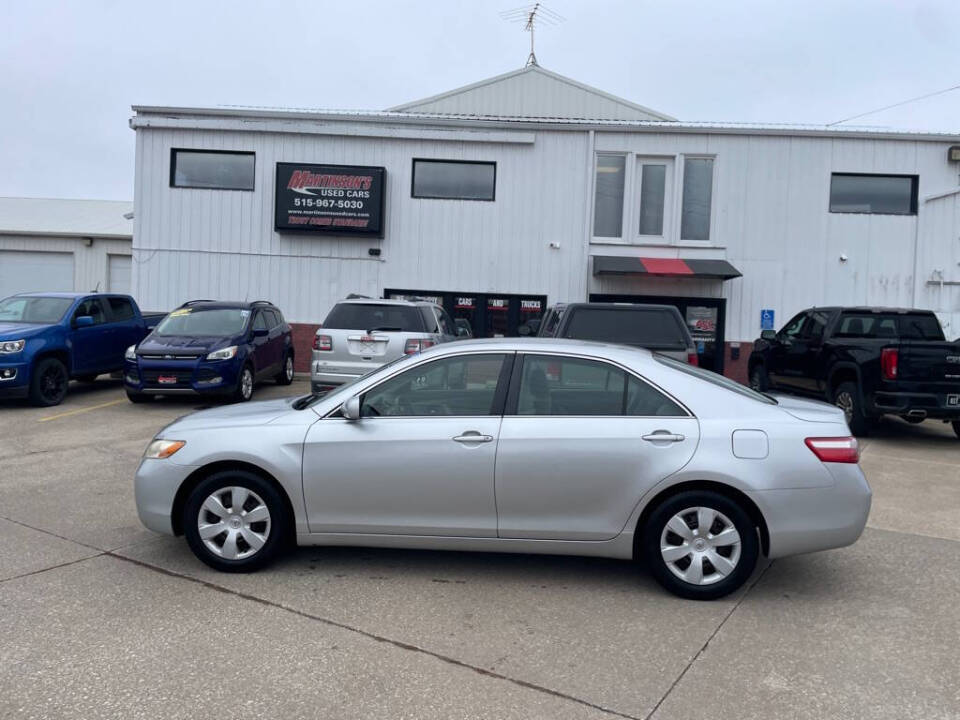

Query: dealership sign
left=275, top=162, right=385, bottom=236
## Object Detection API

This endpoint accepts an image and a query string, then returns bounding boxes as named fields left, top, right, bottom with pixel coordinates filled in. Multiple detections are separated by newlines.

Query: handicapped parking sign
left=760, top=309, right=775, bottom=331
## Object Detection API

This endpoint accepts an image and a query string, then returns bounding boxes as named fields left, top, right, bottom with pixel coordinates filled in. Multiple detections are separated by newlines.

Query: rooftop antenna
left=499, top=3, right=565, bottom=67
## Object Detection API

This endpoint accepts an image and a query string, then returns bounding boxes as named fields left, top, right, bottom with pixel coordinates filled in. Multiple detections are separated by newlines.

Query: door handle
left=642, top=432, right=686, bottom=443
left=452, top=432, right=493, bottom=443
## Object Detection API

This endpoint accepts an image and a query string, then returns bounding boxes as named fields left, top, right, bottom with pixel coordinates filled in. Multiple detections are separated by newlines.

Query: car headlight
left=206, top=345, right=238, bottom=360
left=143, top=439, right=186, bottom=459
left=125, top=345, right=137, bottom=360
left=0, top=339, right=25, bottom=354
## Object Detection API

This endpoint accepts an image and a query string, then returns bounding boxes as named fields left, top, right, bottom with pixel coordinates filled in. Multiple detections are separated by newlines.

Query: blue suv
left=124, top=300, right=294, bottom=403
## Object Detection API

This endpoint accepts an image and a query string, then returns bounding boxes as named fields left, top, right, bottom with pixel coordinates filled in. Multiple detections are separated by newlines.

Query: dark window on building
left=171, top=149, right=255, bottom=190
left=412, top=160, right=496, bottom=200
left=107, top=296, right=135, bottom=321
left=829, top=174, right=918, bottom=215
left=593, top=155, right=625, bottom=237
left=680, top=157, right=714, bottom=241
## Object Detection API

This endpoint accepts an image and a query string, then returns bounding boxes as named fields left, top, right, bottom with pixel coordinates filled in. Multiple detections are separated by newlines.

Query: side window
left=803, top=311, right=829, bottom=342
left=361, top=354, right=507, bottom=417
left=780, top=312, right=807, bottom=339
left=272, top=309, right=285, bottom=328
left=420, top=307, right=440, bottom=334
left=253, top=311, right=268, bottom=331
left=265, top=309, right=281, bottom=328
left=626, top=375, right=686, bottom=416
left=437, top=308, right=456, bottom=336
left=73, top=298, right=106, bottom=326
left=107, top=297, right=135, bottom=322
left=541, top=307, right=562, bottom=337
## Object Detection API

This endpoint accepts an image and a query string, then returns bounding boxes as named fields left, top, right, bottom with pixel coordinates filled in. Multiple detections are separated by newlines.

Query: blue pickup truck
left=0, top=292, right=163, bottom=406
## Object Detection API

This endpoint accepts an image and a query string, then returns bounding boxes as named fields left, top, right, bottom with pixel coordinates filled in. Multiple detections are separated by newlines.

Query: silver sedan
left=134, top=338, right=871, bottom=600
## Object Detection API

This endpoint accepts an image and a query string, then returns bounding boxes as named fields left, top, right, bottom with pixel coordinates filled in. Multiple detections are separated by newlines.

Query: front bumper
left=134, top=457, right=198, bottom=535
left=871, top=391, right=960, bottom=420
left=125, top=356, right=242, bottom=396
left=752, top=462, right=872, bottom=559
left=0, top=360, right=29, bottom=399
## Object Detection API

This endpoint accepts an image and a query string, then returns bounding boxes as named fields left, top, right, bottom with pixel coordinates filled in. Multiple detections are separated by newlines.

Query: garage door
left=0, top=251, right=74, bottom=298
left=108, top=254, right=132, bottom=294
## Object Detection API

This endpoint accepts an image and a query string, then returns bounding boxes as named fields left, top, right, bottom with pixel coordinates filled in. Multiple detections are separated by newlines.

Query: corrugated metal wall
left=133, top=114, right=960, bottom=340
left=0, top=234, right=131, bottom=294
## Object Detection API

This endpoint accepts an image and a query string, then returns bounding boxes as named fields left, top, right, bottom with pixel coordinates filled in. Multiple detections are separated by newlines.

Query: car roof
left=12, top=292, right=88, bottom=299
left=562, top=302, right=682, bottom=312
left=334, top=298, right=438, bottom=307
left=177, top=300, right=274, bottom=310
left=426, top=336, right=656, bottom=360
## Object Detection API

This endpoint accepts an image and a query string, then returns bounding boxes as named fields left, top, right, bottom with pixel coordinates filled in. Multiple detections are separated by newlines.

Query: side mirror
left=75, top=315, right=94, bottom=328
left=252, top=328, right=269, bottom=338
left=456, top=326, right=471, bottom=338
left=342, top=394, right=361, bottom=421
left=517, top=325, right=531, bottom=336
left=760, top=330, right=777, bottom=342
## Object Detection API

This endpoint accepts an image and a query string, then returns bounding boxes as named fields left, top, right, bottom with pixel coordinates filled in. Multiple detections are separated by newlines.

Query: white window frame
left=677, top=154, right=718, bottom=246
left=632, top=156, right=675, bottom=244
left=591, top=152, right=629, bottom=242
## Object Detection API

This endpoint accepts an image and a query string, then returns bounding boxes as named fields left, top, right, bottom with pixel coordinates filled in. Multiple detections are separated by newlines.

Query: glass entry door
left=589, top=293, right=726, bottom=374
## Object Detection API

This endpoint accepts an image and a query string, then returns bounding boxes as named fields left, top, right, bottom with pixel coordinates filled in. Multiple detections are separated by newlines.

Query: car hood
left=772, top=394, right=846, bottom=423
left=165, top=397, right=298, bottom=433
left=137, top=334, right=234, bottom=355
left=0, top=322, right=53, bottom=339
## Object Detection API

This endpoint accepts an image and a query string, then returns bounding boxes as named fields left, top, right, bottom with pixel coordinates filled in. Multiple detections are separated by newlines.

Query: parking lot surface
left=1, top=378, right=958, bottom=719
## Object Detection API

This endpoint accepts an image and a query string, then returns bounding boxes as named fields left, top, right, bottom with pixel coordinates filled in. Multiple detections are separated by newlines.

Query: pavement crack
left=0, top=514, right=106, bottom=553
left=108, top=552, right=642, bottom=720
left=642, top=561, right=773, bottom=720
left=0, top=553, right=106, bottom=586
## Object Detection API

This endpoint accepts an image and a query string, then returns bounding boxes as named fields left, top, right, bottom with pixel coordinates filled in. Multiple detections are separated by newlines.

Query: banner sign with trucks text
left=275, top=162, right=386, bottom=236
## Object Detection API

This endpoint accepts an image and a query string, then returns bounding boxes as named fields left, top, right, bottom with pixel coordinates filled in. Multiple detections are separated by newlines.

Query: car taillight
left=313, top=334, right=333, bottom=351
left=881, top=347, right=898, bottom=380
left=805, top=437, right=859, bottom=464
left=687, top=352, right=699, bottom=367
left=404, top=338, right=436, bottom=354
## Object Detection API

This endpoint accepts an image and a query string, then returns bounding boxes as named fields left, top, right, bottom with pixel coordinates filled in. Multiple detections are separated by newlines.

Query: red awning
left=592, top=256, right=741, bottom=280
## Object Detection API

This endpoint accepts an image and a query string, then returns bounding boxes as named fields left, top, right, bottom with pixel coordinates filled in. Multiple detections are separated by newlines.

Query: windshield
left=154, top=307, right=250, bottom=337
left=0, top=296, right=73, bottom=324
left=654, top=354, right=777, bottom=404
left=323, top=303, right=424, bottom=332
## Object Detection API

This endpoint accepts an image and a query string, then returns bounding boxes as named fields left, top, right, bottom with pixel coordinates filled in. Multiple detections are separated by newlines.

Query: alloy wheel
left=197, top=486, right=271, bottom=560
left=660, top=506, right=742, bottom=586
left=835, top=391, right=854, bottom=424
left=42, top=365, right=67, bottom=402
left=240, top=369, right=253, bottom=400
left=285, top=357, right=294, bottom=381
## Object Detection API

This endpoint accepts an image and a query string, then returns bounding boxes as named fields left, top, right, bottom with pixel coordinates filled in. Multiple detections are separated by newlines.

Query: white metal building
left=129, top=65, right=960, bottom=379
left=0, top=197, right=133, bottom=298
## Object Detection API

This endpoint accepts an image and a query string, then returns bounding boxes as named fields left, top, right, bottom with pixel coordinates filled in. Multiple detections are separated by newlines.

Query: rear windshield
left=834, top=312, right=944, bottom=341
left=655, top=354, right=776, bottom=404
left=0, top=296, right=73, bottom=324
left=561, top=307, right=690, bottom=349
left=154, top=307, right=250, bottom=337
left=323, top=303, right=425, bottom=332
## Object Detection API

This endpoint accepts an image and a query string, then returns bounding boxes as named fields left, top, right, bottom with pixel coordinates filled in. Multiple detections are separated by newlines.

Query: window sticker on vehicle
left=169, top=308, right=192, bottom=317
left=240, top=310, right=250, bottom=318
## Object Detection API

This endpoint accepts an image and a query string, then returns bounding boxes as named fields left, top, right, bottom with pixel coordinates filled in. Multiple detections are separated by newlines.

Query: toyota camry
left=134, top=338, right=871, bottom=600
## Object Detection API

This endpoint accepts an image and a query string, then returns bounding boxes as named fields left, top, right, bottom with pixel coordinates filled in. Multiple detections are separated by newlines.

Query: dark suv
left=124, top=300, right=294, bottom=403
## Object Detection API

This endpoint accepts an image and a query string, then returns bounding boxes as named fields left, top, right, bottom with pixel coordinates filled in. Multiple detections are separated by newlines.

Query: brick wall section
left=290, top=323, right=320, bottom=374
left=724, top=341, right=753, bottom=385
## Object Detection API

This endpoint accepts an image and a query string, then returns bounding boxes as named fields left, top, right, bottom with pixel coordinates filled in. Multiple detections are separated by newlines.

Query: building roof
left=0, top=197, right=133, bottom=239
left=388, top=65, right=675, bottom=122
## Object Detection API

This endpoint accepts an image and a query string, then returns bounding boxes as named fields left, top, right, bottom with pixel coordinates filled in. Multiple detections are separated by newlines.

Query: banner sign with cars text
left=275, top=162, right=386, bottom=236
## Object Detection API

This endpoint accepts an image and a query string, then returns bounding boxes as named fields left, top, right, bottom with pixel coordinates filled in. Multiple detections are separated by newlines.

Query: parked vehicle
left=311, top=297, right=457, bottom=392
left=0, top=292, right=163, bottom=406
left=124, top=300, right=293, bottom=404
left=454, top=318, right=474, bottom=338
left=748, top=306, right=960, bottom=436
left=537, top=302, right=699, bottom=364
left=135, top=338, right=870, bottom=600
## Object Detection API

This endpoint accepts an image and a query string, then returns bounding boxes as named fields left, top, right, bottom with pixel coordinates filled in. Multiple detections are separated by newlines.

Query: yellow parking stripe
left=37, top=398, right=127, bottom=422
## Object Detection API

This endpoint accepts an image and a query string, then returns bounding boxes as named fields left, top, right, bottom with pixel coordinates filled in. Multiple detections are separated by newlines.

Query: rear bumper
left=751, top=463, right=872, bottom=559
left=871, top=391, right=960, bottom=419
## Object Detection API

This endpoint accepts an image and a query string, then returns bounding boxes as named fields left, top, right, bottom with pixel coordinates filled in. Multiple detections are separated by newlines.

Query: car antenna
left=92, top=281, right=101, bottom=292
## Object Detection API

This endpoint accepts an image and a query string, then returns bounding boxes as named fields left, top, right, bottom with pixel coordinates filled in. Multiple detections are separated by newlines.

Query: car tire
left=233, top=365, right=255, bottom=403
left=749, top=364, right=769, bottom=392
left=642, top=490, right=759, bottom=601
left=952, top=421, right=960, bottom=440
left=183, top=470, right=288, bottom=572
left=76, top=374, right=99, bottom=383
left=834, top=381, right=871, bottom=436
left=275, top=352, right=294, bottom=386
left=28, top=357, right=69, bottom=407
left=126, top=390, right=150, bottom=404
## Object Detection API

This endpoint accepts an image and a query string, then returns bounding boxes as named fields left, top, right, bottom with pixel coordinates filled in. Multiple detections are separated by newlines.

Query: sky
left=1, top=0, right=959, bottom=201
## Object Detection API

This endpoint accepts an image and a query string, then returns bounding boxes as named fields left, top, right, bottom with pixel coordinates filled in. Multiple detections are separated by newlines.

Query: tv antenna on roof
left=499, top=3, right=565, bottom=67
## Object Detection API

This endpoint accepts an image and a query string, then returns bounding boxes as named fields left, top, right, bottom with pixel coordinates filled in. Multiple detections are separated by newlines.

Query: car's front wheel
left=233, top=365, right=254, bottom=403
left=29, top=357, right=69, bottom=407
left=183, top=470, right=287, bottom=572
left=643, top=490, right=759, bottom=600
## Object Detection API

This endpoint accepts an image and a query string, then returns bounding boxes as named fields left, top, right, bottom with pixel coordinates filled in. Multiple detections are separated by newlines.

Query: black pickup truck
left=748, top=306, right=960, bottom=436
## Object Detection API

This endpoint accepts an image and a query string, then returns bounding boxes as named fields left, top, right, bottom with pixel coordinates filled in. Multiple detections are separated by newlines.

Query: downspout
left=583, top=130, right=596, bottom=301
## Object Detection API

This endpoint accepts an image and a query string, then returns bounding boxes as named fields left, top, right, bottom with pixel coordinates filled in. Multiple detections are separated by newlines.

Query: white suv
left=311, top=298, right=457, bottom=392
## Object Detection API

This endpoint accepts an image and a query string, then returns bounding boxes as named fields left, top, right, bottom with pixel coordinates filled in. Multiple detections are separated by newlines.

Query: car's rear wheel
left=834, top=381, right=871, bottom=436
left=275, top=352, right=294, bottom=386
left=643, top=490, right=759, bottom=600
left=29, top=357, right=69, bottom=407
left=952, top=421, right=960, bottom=440
left=183, top=470, right=287, bottom=572
left=233, top=365, right=254, bottom=403
left=749, top=364, right=769, bottom=392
